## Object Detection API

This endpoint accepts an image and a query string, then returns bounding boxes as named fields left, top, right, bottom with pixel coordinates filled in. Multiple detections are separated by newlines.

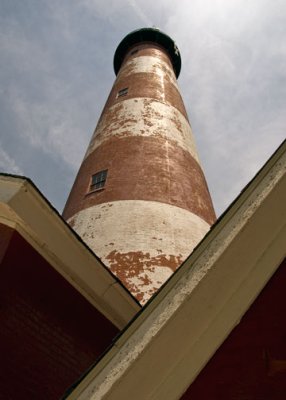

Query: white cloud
left=9, top=86, right=90, bottom=170
left=126, top=0, right=152, bottom=26
left=0, top=144, right=23, bottom=175
left=0, top=3, right=103, bottom=172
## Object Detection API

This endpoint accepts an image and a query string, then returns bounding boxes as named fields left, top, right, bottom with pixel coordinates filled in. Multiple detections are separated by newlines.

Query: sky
left=0, top=0, right=285, bottom=216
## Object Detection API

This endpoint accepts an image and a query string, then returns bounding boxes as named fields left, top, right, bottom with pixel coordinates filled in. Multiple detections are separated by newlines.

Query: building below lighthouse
left=63, top=28, right=216, bottom=304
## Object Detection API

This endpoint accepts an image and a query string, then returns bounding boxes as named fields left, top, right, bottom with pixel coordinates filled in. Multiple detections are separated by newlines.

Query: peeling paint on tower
left=63, top=28, right=216, bottom=304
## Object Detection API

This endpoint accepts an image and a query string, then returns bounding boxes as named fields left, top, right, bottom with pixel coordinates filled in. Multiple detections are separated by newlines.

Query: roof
left=113, top=27, right=181, bottom=78
left=63, top=139, right=286, bottom=399
left=0, top=174, right=141, bottom=328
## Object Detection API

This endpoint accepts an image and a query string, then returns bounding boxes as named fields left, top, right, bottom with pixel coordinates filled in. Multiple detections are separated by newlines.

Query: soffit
left=0, top=174, right=140, bottom=329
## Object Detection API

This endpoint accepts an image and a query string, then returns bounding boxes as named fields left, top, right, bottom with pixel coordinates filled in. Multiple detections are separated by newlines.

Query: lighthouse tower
left=63, top=28, right=216, bottom=304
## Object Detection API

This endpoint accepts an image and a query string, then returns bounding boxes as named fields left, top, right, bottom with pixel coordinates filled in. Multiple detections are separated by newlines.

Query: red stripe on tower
left=63, top=28, right=216, bottom=304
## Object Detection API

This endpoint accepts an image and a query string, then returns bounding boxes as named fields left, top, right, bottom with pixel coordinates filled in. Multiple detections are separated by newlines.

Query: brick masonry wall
left=0, top=224, right=118, bottom=400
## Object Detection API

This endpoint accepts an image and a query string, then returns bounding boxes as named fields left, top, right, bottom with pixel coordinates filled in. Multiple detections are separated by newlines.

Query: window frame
left=117, top=87, right=128, bottom=98
left=89, top=169, right=108, bottom=193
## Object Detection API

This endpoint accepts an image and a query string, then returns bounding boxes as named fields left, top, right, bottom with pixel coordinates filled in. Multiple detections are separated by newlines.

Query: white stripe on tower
left=85, top=99, right=200, bottom=164
left=68, top=201, right=210, bottom=304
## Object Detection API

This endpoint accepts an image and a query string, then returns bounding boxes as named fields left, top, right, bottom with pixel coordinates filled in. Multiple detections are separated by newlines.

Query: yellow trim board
left=0, top=175, right=140, bottom=329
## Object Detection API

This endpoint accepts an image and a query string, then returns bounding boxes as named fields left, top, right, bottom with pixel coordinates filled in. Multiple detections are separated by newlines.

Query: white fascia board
left=0, top=175, right=140, bottom=329
left=65, top=140, right=286, bottom=400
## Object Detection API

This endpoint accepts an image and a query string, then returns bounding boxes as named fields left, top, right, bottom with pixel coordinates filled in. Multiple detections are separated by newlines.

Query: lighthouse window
left=90, top=169, right=108, bottom=191
left=117, top=87, right=128, bottom=98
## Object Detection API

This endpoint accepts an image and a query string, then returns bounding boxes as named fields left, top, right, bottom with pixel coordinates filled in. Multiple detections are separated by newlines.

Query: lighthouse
left=63, top=28, right=216, bottom=304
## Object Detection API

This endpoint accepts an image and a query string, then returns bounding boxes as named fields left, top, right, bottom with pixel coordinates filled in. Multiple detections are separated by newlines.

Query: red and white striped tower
left=63, top=28, right=216, bottom=304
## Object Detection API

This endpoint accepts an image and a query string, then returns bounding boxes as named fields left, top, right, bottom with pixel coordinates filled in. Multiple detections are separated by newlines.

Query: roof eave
left=64, top=139, right=286, bottom=399
left=0, top=174, right=141, bottom=329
